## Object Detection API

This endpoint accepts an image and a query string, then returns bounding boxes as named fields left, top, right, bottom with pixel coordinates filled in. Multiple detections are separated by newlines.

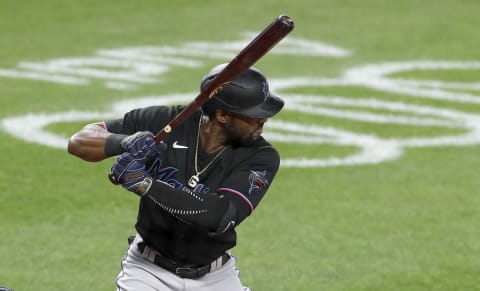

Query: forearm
left=68, top=123, right=126, bottom=162
left=145, top=180, right=239, bottom=233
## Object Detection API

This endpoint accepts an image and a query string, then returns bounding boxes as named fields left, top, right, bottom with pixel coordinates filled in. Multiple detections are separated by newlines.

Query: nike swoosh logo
left=172, top=141, right=188, bottom=149
left=221, top=220, right=236, bottom=233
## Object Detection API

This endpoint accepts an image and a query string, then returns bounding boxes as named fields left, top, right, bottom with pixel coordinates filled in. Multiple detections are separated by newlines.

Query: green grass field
left=1, top=1, right=480, bottom=290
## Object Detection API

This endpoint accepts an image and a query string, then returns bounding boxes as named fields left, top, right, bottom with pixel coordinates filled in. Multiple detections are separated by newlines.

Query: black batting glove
left=111, top=152, right=153, bottom=197
left=105, top=131, right=155, bottom=158
left=120, top=131, right=156, bottom=160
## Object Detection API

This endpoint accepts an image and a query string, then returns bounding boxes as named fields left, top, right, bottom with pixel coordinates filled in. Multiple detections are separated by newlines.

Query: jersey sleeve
left=104, top=105, right=184, bottom=134
left=217, top=146, right=280, bottom=215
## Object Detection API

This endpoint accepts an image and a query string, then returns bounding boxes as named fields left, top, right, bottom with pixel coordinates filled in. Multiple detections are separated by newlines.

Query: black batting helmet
left=200, top=63, right=284, bottom=118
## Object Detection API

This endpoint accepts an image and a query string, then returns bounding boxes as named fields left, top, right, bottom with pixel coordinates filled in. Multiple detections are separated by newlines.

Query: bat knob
left=108, top=172, right=120, bottom=185
left=278, top=15, right=294, bottom=28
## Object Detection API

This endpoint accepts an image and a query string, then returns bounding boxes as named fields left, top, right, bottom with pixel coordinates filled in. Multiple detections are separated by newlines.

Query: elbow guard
left=215, top=200, right=237, bottom=235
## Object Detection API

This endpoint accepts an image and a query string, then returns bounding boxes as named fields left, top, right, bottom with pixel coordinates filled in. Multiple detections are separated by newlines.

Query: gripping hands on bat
left=110, top=133, right=167, bottom=196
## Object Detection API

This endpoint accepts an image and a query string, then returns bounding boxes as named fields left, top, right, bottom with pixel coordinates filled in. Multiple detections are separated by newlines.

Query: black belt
left=137, top=242, right=230, bottom=279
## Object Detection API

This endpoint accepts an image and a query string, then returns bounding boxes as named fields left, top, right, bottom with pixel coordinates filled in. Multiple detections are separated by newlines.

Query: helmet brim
left=225, top=93, right=284, bottom=118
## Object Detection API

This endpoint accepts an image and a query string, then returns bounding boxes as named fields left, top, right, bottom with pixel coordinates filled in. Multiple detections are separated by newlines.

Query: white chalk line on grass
left=0, top=34, right=351, bottom=89
left=1, top=36, right=480, bottom=168
left=2, top=88, right=480, bottom=168
left=1, top=111, right=117, bottom=149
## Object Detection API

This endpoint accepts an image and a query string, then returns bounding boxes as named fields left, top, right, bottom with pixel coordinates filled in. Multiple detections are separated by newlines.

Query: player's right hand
left=110, top=152, right=153, bottom=197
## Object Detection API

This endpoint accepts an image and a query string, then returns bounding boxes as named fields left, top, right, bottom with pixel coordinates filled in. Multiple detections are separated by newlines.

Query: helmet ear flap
left=200, top=72, right=222, bottom=117
left=201, top=97, right=221, bottom=117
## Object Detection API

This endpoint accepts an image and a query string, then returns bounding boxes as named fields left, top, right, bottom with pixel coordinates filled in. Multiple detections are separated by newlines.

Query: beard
left=223, top=123, right=257, bottom=147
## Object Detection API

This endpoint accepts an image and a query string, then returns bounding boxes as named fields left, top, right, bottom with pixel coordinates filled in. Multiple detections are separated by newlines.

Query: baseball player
left=68, top=64, right=284, bottom=291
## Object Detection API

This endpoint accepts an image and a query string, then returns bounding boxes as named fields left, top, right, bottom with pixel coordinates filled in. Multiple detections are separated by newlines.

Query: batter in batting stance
left=68, top=64, right=284, bottom=291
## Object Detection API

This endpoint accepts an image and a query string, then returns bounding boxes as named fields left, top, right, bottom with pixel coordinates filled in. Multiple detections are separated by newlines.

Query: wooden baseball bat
left=109, top=15, right=294, bottom=184
left=154, top=14, right=294, bottom=143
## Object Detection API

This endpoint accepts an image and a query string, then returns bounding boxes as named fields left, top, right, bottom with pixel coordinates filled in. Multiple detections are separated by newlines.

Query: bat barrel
left=153, top=14, right=294, bottom=144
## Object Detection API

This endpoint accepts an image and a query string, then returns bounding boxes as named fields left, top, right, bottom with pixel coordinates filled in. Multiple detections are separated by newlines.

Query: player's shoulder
left=254, top=137, right=280, bottom=161
left=129, top=105, right=185, bottom=118
left=253, top=137, right=278, bottom=153
left=229, top=137, right=280, bottom=166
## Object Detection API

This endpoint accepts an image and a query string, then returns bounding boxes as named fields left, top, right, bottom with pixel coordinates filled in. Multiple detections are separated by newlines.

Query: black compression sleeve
left=145, top=180, right=237, bottom=233
left=104, top=133, right=128, bottom=157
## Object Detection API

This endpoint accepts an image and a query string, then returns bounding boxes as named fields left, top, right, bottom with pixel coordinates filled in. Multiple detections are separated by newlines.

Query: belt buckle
left=175, top=267, right=197, bottom=278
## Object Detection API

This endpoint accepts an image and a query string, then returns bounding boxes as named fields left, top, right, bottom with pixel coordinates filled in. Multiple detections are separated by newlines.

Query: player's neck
left=199, top=117, right=226, bottom=153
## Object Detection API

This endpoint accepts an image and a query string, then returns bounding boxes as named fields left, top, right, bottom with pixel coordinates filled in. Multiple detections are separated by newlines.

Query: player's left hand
left=110, top=152, right=153, bottom=197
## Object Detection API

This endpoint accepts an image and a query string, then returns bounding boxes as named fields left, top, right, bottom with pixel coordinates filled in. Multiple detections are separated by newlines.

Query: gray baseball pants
left=115, top=234, right=251, bottom=291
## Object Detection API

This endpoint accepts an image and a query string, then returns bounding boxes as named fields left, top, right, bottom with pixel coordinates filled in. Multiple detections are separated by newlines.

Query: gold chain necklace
left=187, top=115, right=226, bottom=188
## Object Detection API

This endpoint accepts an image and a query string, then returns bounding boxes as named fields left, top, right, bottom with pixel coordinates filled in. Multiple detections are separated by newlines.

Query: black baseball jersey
left=105, top=105, right=280, bottom=265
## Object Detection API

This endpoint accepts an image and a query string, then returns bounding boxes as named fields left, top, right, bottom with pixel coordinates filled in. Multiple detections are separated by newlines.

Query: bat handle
left=108, top=172, right=120, bottom=185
